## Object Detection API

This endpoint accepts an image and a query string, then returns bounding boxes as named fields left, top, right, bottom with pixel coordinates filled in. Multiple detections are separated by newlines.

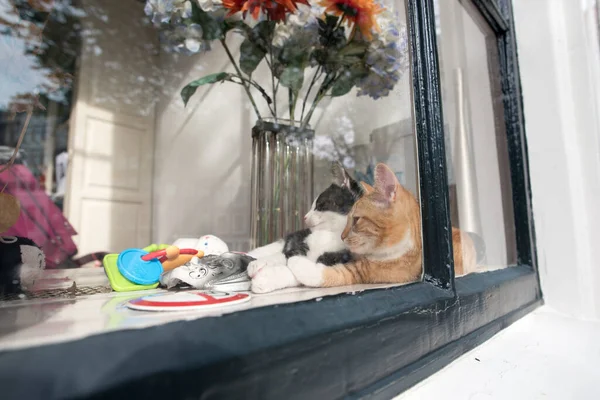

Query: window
left=436, top=0, right=517, bottom=269
left=0, top=0, right=541, bottom=398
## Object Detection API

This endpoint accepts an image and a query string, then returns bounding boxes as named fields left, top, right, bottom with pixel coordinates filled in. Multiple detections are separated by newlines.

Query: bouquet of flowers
left=144, top=0, right=408, bottom=128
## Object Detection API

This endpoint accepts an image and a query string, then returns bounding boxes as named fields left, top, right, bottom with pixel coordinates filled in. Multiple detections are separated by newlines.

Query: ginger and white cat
left=288, top=163, right=479, bottom=287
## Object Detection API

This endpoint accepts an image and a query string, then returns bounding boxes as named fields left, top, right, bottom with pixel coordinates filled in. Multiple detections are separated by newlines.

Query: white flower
left=312, top=115, right=356, bottom=165
left=272, top=5, right=322, bottom=48
left=313, top=135, right=337, bottom=161
left=161, top=23, right=212, bottom=54
left=197, top=0, right=223, bottom=12
left=342, top=156, right=355, bottom=169
left=145, top=0, right=192, bottom=26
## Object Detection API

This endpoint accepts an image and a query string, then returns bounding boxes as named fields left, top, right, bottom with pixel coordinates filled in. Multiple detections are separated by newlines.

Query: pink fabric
left=1, top=165, right=78, bottom=268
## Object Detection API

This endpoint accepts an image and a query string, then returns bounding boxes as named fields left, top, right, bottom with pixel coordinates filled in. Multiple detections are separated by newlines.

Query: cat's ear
left=361, top=182, right=374, bottom=194
left=374, top=163, right=399, bottom=203
left=331, top=161, right=362, bottom=194
left=331, top=161, right=362, bottom=192
left=331, top=161, right=350, bottom=187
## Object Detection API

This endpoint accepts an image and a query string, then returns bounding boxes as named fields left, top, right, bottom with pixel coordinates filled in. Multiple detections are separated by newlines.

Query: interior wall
left=152, top=38, right=255, bottom=251
left=514, top=0, right=600, bottom=320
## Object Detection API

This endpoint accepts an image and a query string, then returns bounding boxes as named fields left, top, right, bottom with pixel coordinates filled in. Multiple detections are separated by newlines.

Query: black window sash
left=494, top=0, right=539, bottom=270
left=407, top=0, right=456, bottom=290
left=408, top=0, right=540, bottom=290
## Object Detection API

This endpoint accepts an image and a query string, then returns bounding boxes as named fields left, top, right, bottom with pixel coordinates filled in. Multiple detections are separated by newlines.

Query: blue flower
left=355, top=10, right=409, bottom=100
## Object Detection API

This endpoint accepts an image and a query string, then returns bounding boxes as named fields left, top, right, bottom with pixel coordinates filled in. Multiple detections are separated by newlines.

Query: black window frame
left=0, top=0, right=541, bottom=398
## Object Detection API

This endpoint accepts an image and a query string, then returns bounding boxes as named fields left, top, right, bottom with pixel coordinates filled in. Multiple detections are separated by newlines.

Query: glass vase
left=250, top=119, right=314, bottom=248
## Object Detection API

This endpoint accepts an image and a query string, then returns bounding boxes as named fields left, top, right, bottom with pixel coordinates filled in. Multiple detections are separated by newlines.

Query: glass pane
left=0, top=0, right=420, bottom=312
left=434, top=0, right=517, bottom=274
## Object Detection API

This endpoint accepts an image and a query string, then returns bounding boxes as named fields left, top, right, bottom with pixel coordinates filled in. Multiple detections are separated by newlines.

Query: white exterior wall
left=515, top=0, right=600, bottom=320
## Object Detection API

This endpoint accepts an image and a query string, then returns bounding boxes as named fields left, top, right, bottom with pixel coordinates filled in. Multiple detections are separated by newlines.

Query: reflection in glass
left=1, top=0, right=167, bottom=270
left=435, top=0, right=517, bottom=270
left=0, top=0, right=423, bottom=299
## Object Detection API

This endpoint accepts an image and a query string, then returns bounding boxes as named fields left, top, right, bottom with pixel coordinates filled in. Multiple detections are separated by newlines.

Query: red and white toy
left=126, top=290, right=250, bottom=312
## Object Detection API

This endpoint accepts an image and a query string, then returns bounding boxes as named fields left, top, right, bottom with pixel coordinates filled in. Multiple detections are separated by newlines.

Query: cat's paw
left=247, top=253, right=288, bottom=278
left=251, top=265, right=299, bottom=294
left=287, top=256, right=325, bottom=287
left=247, top=259, right=269, bottom=278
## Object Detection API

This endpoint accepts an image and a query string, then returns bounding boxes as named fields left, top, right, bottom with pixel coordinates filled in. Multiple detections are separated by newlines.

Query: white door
left=64, top=0, right=158, bottom=255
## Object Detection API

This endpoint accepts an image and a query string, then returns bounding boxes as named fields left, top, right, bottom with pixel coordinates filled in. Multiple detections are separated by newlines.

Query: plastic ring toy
left=117, top=249, right=163, bottom=285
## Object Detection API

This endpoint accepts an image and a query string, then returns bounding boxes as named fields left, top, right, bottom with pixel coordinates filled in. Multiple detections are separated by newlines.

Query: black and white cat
left=247, top=163, right=364, bottom=293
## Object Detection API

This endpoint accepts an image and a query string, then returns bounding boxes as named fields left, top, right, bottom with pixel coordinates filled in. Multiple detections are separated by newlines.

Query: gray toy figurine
left=160, top=252, right=254, bottom=292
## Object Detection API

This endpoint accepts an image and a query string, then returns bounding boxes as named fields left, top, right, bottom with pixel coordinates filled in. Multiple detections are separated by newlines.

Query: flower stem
left=302, top=92, right=323, bottom=129
left=268, top=22, right=278, bottom=120
left=301, top=66, right=322, bottom=122
left=302, top=73, right=339, bottom=128
left=271, top=64, right=278, bottom=120
left=288, top=88, right=295, bottom=122
left=220, top=38, right=262, bottom=121
left=230, top=75, right=275, bottom=116
left=291, top=91, right=299, bottom=122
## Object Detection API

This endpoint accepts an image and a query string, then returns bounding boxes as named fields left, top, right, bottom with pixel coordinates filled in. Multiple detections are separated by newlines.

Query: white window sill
left=396, top=305, right=600, bottom=400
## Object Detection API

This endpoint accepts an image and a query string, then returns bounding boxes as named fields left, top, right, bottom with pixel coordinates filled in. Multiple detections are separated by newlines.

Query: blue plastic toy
left=117, top=249, right=163, bottom=285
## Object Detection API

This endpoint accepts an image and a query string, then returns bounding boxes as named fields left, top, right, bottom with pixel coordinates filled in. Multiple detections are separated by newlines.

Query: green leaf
left=238, top=20, right=276, bottom=75
left=223, top=20, right=252, bottom=36
left=339, top=42, right=369, bottom=57
left=324, top=14, right=339, bottom=28
left=330, top=66, right=368, bottom=97
left=340, top=56, right=364, bottom=67
left=240, top=39, right=266, bottom=75
left=330, top=72, right=355, bottom=97
left=279, top=66, right=304, bottom=92
left=279, top=44, right=309, bottom=66
left=253, top=20, right=276, bottom=48
left=272, top=53, right=285, bottom=79
left=181, top=72, right=231, bottom=106
left=190, top=1, right=222, bottom=40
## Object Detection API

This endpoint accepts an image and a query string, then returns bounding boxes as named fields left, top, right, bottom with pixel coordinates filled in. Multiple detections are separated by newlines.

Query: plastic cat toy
left=160, top=252, right=254, bottom=292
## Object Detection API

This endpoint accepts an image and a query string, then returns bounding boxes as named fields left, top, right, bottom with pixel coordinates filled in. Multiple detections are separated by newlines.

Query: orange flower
left=223, top=0, right=310, bottom=21
left=319, top=0, right=383, bottom=39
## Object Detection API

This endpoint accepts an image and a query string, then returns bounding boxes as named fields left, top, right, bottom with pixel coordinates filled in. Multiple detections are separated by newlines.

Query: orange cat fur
left=288, top=163, right=477, bottom=287
left=453, top=227, right=477, bottom=276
